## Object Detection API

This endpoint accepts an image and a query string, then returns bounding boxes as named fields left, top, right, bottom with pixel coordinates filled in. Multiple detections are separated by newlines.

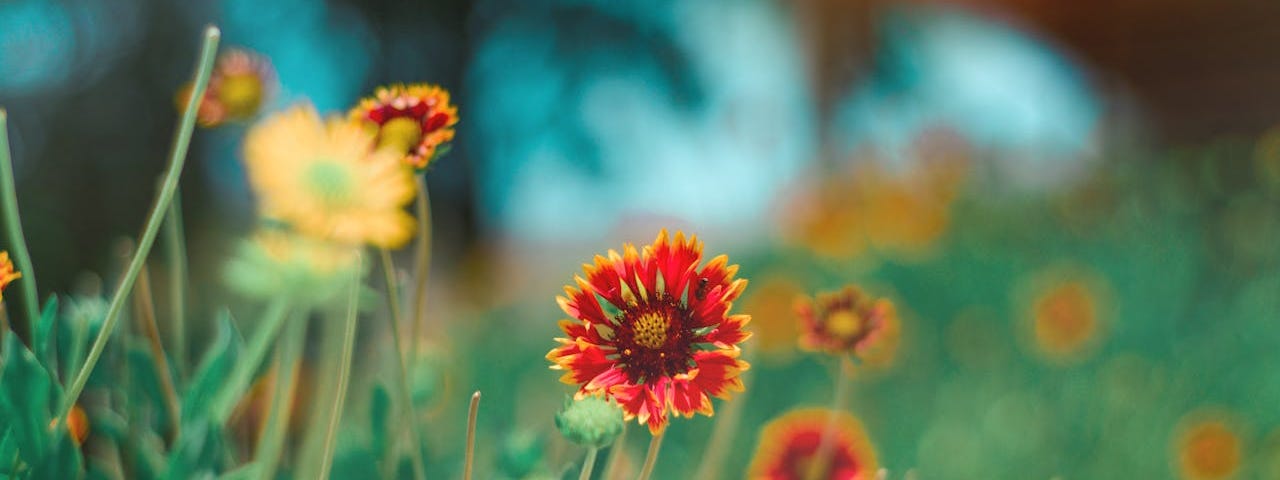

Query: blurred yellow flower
left=1175, top=414, right=1242, bottom=480
left=796, top=285, right=899, bottom=367
left=349, top=83, right=459, bottom=170
left=244, top=105, right=417, bottom=248
left=0, top=251, right=20, bottom=302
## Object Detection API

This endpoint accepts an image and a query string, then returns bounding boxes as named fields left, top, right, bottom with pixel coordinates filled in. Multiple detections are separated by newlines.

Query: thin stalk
left=692, top=368, right=753, bottom=479
left=163, top=191, right=188, bottom=378
left=463, top=391, right=481, bottom=480
left=578, top=447, right=599, bottom=480
left=131, top=264, right=181, bottom=443
left=379, top=249, right=406, bottom=357
left=0, top=109, right=40, bottom=339
left=602, top=423, right=627, bottom=480
left=209, top=298, right=290, bottom=424
left=378, top=248, right=427, bottom=480
left=254, top=312, right=306, bottom=480
left=635, top=432, right=664, bottom=480
left=57, top=25, right=220, bottom=422
left=316, top=260, right=362, bottom=480
left=806, top=356, right=854, bottom=480
left=409, top=178, right=431, bottom=361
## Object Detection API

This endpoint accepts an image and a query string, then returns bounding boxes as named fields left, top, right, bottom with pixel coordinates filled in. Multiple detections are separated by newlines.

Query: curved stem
left=0, top=109, right=38, bottom=340
left=254, top=312, right=306, bottom=480
left=410, top=177, right=431, bottom=361
left=578, top=447, right=599, bottom=480
left=635, top=432, right=663, bottom=480
left=463, top=391, right=481, bottom=480
left=164, top=191, right=189, bottom=378
left=379, top=248, right=427, bottom=480
left=58, top=25, right=220, bottom=422
left=806, top=356, right=854, bottom=480
left=379, top=248, right=404, bottom=359
left=317, top=260, right=362, bottom=480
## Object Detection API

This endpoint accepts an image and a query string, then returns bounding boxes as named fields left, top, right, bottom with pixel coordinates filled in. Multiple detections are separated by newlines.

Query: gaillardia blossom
left=547, top=230, right=751, bottom=434
left=748, top=408, right=878, bottom=480
left=348, top=83, right=459, bottom=170
left=1175, top=414, right=1242, bottom=480
left=0, top=251, right=20, bottom=301
left=177, top=48, right=275, bottom=127
left=795, top=286, right=895, bottom=360
left=244, top=105, right=417, bottom=248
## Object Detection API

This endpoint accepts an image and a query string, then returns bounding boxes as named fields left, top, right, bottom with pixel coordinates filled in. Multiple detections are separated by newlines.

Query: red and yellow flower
left=547, top=230, right=751, bottom=434
left=748, top=408, right=879, bottom=480
left=348, top=83, right=459, bottom=170
left=177, top=48, right=275, bottom=127
left=1174, top=414, right=1243, bottom=480
left=0, top=251, right=20, bottom=302
left=795, top=286, right=896, bottom=361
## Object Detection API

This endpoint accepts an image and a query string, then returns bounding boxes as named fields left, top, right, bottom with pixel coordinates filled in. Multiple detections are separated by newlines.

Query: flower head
left=1175, top=415, right=1242, bottom=480
left=348, top=83, right=459, bottom=170
left=547, top=230, right=751, bottom=434
left=224, top=228, right=363, bottom=305
left=177, top=48, right=275, bottom=127
left=748, top=408, right=878, bottom=480
left=555, top=395, right=625, bottom=449
left=49, top=404, right=90, bottom=446
left=0, top=251, right=20, bottom=302
left=244, top=104, right=417, bottom=248
left=795, top=286, right=895, bottom=360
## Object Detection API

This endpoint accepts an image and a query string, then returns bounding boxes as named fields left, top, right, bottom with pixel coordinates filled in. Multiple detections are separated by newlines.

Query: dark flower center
left=614, top=294, right=695, bottom=382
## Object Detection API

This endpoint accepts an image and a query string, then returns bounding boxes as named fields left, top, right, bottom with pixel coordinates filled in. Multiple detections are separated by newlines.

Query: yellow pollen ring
left=378, top=116, right=424, bottom=153
left=632, top=312, right=670, bottom=349
left=826, top=310, right=864, bottom=340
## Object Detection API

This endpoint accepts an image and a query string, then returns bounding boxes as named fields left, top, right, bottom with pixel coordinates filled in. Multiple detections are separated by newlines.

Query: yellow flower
left=244, top=105, right=417, bottom=248
left=1018, top=265, right=1110, bottom=364
left=0, top=251, right=21, bottom=302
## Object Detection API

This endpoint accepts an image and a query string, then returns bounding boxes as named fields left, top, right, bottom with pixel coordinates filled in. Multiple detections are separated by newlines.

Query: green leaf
left=164, top=419, right=225, bottom=480
left=370, top=382, right=391, bottom=457
left=27, top=433, right=82, bottom=480
left=216, top=462, right=260, bottom=480
left=33, top=295, right=59, bottom=378
left=182, top=311, right=242, bottom=424
left=0, top=334, right=54, bottom=461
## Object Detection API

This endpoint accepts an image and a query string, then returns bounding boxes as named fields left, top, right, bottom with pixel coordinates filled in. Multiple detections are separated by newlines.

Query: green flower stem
left=601, top=423, right=627, bottom=480
left=164, top=190, right=189, bottom=378
left=210, top=298, right=290, bottom=424
left=57, top=25, right=220, bottom=422
left=378, top=248, right=428, bottom=480
left=316, top=260, right=362, bottom=480
left=578, top=447, right=599, bottom=480
left=0, top=109, right=40, bottom=339
left=464, top=391, right=481, bottom=480
left=635, top=432, right=664, bottom=480
left=254, top=311, right=306, bottom=480
left=692, top=367, right=753, bottom=479
left=410, top=178, right=432, bottom=361
left=806, top=356, right=854, bottom=480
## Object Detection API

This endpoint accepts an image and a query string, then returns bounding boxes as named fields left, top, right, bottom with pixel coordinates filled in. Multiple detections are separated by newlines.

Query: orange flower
left=748, top=408, right=878, bottom=480
left=1020, top=266, right=1109, bottom=363
left=0, top=251, right=20, bottom=302
left=547, top=230, right=751, bottom=434
left=795, top=286, right=895, bottom=361
left=348, top=83, right=459, bottom=170
left=1174, top=414, right=1242, bottom=480
left=49, top=404, right=89, bottom=445
left=177, top=48, right=275, bottom=127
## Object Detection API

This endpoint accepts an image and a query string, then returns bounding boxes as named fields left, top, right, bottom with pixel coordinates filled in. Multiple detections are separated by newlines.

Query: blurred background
left=4, top=0, right=1280, bottom=478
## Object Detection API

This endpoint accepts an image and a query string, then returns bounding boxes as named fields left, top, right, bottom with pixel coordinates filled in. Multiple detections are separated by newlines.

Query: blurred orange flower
left=796, top=286, right=898, bottom=365
left=0, top=251, right=20, bottom=302
left=748, top=408, right=879, bottom=480
left=741, top=274, right=805, bottom=358
left=1175, top=414, right=1242, bottom=480
left=177, top=48, right=274, bottom=127
left=348, top=83, right=459, bottom=170
left=1021, top=266, right=1109, bottom=363
left=547, top=230, right=751, bottom=434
